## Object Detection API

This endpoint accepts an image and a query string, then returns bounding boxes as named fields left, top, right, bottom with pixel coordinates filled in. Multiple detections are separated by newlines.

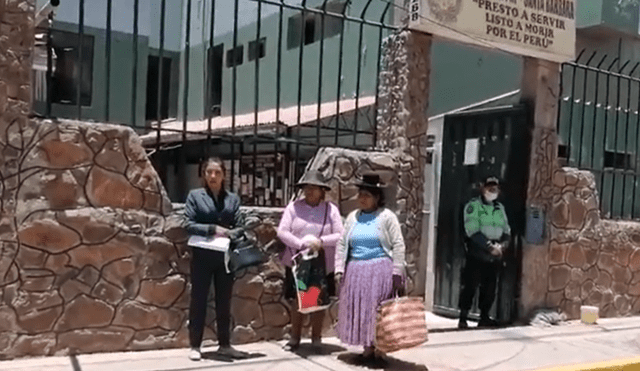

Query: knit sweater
left=277, top=199, right=344, bottom=272
left=335, top=208, right=406, bottom=276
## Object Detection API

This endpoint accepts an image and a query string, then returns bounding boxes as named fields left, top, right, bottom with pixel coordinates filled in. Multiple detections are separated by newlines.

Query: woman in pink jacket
left=277, top=170, right=344, bottom=351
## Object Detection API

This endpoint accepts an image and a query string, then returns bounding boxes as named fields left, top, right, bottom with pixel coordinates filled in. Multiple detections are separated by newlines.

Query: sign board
left=408, top=0, right=576, bottom=63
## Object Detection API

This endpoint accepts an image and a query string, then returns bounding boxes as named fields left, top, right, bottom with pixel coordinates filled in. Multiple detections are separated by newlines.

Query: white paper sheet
left=187, top=235, right=230, bottom=252
left=463, top=138, right=479, bottom=165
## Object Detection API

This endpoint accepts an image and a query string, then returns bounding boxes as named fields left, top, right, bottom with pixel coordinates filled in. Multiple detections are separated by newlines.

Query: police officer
left=458, top=176, right=511, bottom=329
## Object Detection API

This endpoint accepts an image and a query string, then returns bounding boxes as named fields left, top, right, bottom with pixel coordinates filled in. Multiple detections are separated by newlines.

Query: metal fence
left=33, top=0, right=397, bottom=206
left=558, top=49, right=640, bottom=219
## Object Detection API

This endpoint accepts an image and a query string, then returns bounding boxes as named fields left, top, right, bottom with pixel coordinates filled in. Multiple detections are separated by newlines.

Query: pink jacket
left=277, top=199, right=344, bottom=272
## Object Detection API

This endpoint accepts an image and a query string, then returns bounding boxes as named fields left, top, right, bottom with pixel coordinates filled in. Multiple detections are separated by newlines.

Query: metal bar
left=564, top=60, right=640, bottom=85
left=589, top=55, right=608, bottom=168
left=576, top=51, right=597, bottom=166
left=105, top=0, right=112, bottom=121
left=373, top=2, right=391, bottom=148
left=46, top=17, right=53, bottom=118
left=132, top=0, right=139, bottom=128
left=565, top=49, right=584, bottom=166
left=334, top=2, right=348, bottom=145
left=316, top=0, right=329, bottom=149
left=253, top=0, right=262, bottom=205
left=156, top=0, right=166, bottom=149
left=609, top=60, right=629, bottom=217
left=231, top=0, right=239, bottom=192
left=600, top=57, right=619, bottom=217
left=182, top=0, right=192, bottom=144
left=353, top=0, right=373, bottom=147
left=621, top=63, right=638, bottom=217
left=295, top=0, right=308, bottom=185
left=276, top=0, right=284, bottom=201
left=206, top=0, right=216, bottom=148
left=250, top=0, right=397, bottom=29
left=556, top=63, right=564, bottom=134
left=77, top=0, right=84, bottom=119
left=633, top=95, right=640, bottom=219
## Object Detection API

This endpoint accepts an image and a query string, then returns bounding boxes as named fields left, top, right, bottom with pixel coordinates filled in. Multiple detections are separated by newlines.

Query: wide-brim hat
left=356, top=173, right=386, bottom=189
left=296, top=170, right=331, bottom=190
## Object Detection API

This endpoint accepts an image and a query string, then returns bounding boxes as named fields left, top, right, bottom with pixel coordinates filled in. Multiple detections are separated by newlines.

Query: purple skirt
left=337, top=257, right=393, bottom=346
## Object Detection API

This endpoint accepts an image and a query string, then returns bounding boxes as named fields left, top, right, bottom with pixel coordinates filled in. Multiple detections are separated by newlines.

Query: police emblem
left=466, top=204, right=474, bottom=214
left=427, top=0, right=463, bottom=23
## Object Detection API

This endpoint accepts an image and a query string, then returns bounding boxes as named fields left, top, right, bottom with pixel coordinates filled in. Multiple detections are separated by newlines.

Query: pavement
left=4, top=314, right=640, bottom=371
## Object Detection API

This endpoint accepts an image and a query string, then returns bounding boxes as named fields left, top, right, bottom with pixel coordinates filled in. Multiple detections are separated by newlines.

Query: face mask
left=484, top=192, right=498, bottom=202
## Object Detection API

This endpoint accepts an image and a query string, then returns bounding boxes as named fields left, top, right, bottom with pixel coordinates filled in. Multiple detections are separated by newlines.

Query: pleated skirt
left=337, top=257, right=393, bottom=347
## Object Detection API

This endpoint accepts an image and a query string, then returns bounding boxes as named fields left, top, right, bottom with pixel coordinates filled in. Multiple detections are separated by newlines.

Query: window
left=226, top=45, right=243, bottom=68
left=146, top=55, right=172, bottom=121
left=304, top=16, right=316, bottom=45
left=207, top=44, right=224, bottom=116
left=604, top=150, right=634, bottom=169
left=248, top=37, right=266, bottom=61
left=287, top=0, right=346, bottom=49
left=51, top=29, right=94, bottom=106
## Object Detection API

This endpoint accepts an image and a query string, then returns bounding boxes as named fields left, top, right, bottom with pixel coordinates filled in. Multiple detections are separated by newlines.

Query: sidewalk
left=3, top=315, right=640, bottom=371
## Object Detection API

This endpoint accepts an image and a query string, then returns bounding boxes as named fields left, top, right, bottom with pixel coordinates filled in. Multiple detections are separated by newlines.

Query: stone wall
left=0, top=115, right=404, bottom=360
left=0, top=118, right=185, bottom=359
left=376, top=30, right=431, bottom=295
left=526, top=128, right=640, bottom=320
left=543, top=167, right=640, bottom=319
left=0, top=1, right=427, bottom=358
left=0, top=114, right=297, bottom=359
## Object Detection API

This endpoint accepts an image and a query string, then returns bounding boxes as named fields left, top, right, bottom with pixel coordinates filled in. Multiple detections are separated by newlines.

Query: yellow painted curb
left=533, top=357, right=640, bottom=371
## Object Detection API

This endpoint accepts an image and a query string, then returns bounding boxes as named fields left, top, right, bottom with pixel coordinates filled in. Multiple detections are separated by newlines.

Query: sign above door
left=408, top=0, right=576, bottom=63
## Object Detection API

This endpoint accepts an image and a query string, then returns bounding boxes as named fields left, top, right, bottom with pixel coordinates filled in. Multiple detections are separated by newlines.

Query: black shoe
left=458, top=318, right=469, bottom=329
left=478, top=317, right=499, bottom=328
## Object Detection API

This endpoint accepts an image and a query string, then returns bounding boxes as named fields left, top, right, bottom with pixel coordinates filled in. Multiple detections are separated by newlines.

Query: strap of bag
left=318, top=202, right=329, bottom=238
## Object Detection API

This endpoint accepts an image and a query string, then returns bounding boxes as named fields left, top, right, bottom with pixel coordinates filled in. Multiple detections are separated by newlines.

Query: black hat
left=483, top=176, right=500, bottom=186
left=296, top=170, right=331, bottom=190
left=356, top=173, right=386, bottom=189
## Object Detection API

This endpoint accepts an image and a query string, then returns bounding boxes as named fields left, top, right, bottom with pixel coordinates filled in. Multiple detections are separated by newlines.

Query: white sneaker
left=189, top=348, right=201, bottom=361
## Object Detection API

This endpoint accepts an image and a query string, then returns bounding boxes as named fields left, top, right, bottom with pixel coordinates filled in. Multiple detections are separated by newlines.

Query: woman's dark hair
left=359, top=185, right=385, bottom=208
left=198, top=156, right=226, bottom=188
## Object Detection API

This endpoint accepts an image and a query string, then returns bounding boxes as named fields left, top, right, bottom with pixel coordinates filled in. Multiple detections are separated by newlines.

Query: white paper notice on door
left=463, top=138, right=479, bottom=165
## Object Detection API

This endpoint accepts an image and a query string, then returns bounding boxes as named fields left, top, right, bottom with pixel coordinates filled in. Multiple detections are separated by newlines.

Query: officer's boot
left=458, top=310, right=469, bottom=329
left=478, top=312, right=498, bottom=328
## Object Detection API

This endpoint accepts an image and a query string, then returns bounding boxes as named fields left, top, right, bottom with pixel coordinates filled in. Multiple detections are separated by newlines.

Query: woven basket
left=375, top=296, right=429, bottom=353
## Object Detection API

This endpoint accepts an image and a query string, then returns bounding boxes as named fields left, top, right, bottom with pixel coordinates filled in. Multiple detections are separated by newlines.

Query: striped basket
left=375, top=296, right=429, bottom=353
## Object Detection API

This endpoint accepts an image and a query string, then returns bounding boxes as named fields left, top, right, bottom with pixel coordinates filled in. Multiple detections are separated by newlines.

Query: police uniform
left=458, top=194, right=511, bottom=327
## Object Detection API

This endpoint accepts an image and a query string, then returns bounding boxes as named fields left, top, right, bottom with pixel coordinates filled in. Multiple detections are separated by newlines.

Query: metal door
left=433, top=105, right=530, bottom=324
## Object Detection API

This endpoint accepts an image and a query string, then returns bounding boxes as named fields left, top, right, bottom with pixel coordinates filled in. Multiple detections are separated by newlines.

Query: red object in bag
left=299, top=286, right=321, bottom=309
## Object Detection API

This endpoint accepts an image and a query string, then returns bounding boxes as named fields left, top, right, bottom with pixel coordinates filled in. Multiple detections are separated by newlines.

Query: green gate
left=434, top=105, right=530, bottom=324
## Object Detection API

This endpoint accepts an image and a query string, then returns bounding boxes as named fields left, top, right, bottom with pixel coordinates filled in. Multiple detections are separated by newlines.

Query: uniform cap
left=484, top=176, right=500, bottom=186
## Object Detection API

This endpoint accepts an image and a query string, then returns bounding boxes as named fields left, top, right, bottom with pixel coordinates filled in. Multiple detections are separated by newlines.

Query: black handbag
left=227, top=228, right=266, bottom=273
